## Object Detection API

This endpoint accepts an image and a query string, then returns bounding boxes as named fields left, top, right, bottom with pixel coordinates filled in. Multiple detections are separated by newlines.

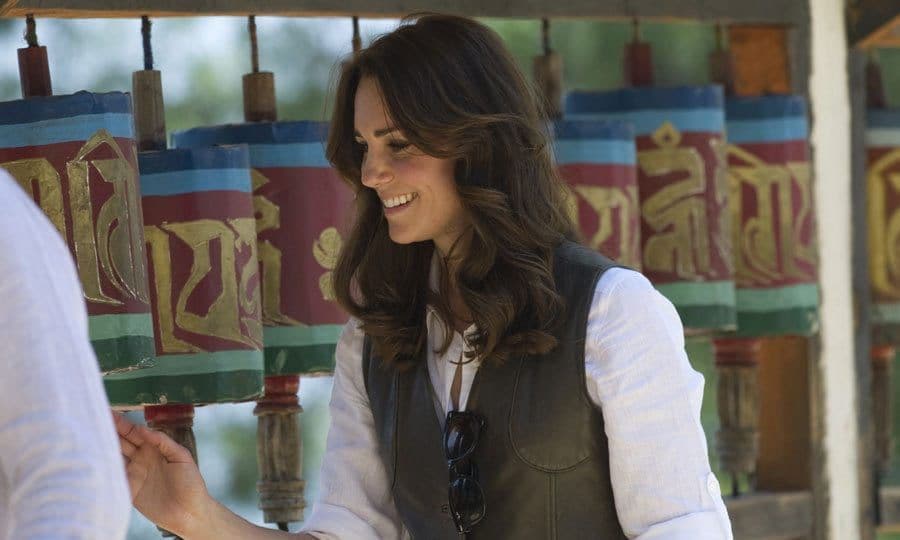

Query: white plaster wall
left=809, top=0, right=860, bottom=537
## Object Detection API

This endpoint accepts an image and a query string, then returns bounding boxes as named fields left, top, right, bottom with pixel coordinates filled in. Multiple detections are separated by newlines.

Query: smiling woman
left=116, top=13, right=733, bottom=540
left=328, top=14, right=576, bottom=368
left=351, top=76, right=464, bottom=252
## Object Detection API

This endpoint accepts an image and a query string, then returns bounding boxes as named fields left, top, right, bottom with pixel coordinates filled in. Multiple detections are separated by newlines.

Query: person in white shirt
left=0, top=168, right=131, bottom=540
left=116, top=14, right=733, bottom=539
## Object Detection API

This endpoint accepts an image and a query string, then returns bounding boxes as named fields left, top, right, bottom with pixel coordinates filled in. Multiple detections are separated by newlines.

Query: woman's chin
left=387, top=228, right=418, bottom=245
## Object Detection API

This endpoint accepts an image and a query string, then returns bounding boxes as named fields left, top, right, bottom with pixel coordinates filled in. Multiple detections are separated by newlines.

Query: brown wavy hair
left=327, top=14, right=577, bottom=368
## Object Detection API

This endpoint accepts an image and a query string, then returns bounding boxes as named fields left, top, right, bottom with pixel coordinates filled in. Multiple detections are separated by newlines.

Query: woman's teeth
left=383, top=193, right=418, bottom=208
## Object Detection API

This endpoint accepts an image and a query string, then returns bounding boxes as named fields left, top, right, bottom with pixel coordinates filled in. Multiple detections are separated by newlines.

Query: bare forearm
left=181, top=497, right=315, bottom=540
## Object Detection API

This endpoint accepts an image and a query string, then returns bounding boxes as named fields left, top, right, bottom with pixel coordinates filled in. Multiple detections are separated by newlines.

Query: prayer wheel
left=551, top=119, right=641, bottom=268
left=533, top=21, right=640, bottom=268
left=128, top=147, right=265, bottom=536
left=171, top=17, right=355, bottom=526
left=712, top=95, right=820, bottom=491
left=867, top=108, right=900, bottom=348
left=566, top=86, right=736, bottom=333
left=116, top=145, right=265, bottom=409
left=0, top=91, right=156, bottom=386
left=724, top=95, right=819, bottom=338
left=173, top=121, right=353, bottom=526
left=866, top=103, right=900, bottom=473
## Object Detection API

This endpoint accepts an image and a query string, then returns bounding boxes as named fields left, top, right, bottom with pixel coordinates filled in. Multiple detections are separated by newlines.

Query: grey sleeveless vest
left=363, top=241, right=628, bottom=539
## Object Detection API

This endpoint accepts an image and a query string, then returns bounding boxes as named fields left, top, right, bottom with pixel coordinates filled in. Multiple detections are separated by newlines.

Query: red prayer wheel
left=725, top=96, right=819, bottom=337
left=551, top=119, right=641, bottom=268
left=172, top=121, right=353, bottom=526
left=0, top=92, right=156, bottom=396
left=566, top=86, right=736, bottom=333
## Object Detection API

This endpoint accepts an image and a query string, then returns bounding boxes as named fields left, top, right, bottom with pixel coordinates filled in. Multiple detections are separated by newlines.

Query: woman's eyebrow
left=353, top=126, right=399, bottom=138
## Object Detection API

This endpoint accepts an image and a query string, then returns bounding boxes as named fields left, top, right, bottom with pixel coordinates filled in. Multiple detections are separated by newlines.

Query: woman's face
left=354, top=76, right=467, bottom=256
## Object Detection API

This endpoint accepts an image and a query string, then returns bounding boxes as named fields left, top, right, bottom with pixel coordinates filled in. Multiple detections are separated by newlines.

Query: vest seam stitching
left=549, top=473, right=558, bottom=540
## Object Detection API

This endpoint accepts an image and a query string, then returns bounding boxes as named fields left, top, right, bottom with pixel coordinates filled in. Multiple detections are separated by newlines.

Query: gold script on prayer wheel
left=2, top=129, right=149, bottom=306
left=314, top=227, right=342, bottom=302
left=251, top=169, right=300, bottom=326
left=144, top=217, right=263, bottom=353
left=638, top=122, right=722, bottom=279
left=572, top=184, right=641, bottom=269
left=869, top=148, right=900, bottom=300
left=727, top=145, right=815, bottom=286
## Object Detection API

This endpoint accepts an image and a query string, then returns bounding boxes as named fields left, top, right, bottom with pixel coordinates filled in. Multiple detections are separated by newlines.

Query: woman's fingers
left=113, top=412, right=145, bottom=445
left=141, top=428, right=194, bottom=464
left=113, top=412, right=193, bottom=467
left=120, top=437, right=138, bottom=458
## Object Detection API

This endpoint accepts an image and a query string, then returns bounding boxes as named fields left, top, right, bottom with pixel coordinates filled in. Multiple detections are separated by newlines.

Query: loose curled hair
left=328, top=14, right=577, bottom=368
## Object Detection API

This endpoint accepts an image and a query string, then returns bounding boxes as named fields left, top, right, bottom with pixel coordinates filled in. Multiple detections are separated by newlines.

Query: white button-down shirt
left=303, top=266, right=733, bottom=539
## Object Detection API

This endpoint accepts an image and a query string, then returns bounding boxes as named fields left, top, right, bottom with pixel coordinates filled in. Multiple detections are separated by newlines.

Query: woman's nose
left=361, top=153, right=393, bottom=188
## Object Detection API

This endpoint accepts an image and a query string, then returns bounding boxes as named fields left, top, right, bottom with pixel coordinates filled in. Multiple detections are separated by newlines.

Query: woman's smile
left=381, top=191, right=419, bottom=215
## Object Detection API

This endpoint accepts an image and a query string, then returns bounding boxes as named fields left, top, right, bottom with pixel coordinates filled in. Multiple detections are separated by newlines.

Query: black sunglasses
left=443, top=410, right=486, bottom=534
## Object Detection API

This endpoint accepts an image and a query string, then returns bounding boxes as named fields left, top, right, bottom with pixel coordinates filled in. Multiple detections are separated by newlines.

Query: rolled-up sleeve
left=584, top=268, right=733, bottom=540
left=302, top=318, right=408, bottom=540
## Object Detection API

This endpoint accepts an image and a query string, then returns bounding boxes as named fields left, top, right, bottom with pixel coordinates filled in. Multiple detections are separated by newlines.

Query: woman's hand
left=114, top=412, right=211, bottom=537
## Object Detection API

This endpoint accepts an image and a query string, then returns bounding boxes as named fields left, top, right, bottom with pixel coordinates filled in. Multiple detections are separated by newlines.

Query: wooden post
left=624, top=18, right=652, bottom=87
left=243, top=15, right=277, bottom=122
left=17, top=15, right=51, bottom=97
left=254, top=375, right=304, bottom=528
left=133, top=17, right=166, bottom=151
left=708, top=24, right=734, bottom=96
left=849, top=45, right=877, bottom=540
left=714, top=337, right=762, bottom=495
left=533, top=18, right=562, bottom=119
left=243, top=72, right=277, bottom=122
left=872, top=345, right=894, bottom=475
left=144, top=404, right=198, bottom=540
left=133, top=70, right=167, bottom=151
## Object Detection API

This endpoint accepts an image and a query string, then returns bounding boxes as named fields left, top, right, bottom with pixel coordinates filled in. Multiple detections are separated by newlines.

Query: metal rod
left=541, top=18, right=550, bottom=55
left=24, top=14, right=37, bottom=47
left=141, top=15, right=153, bottom=71
left=249, top=15, right=259, bottom=73
left=352, top=16, right=361, bottom=54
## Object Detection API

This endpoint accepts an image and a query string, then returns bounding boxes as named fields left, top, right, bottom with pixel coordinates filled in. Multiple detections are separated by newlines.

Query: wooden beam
left=848, top=47, right=878, bottom=539
left=846, top=0, right=900, bottom=48
left=725, top=491, right=813, bottom=539
left=0, top=0, right=807, bottom=23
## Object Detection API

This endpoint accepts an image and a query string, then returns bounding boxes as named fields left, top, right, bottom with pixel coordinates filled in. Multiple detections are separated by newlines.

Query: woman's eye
left=389, top=140, right=410, bottom=152
left=355, top=140, right=368, bottom=152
